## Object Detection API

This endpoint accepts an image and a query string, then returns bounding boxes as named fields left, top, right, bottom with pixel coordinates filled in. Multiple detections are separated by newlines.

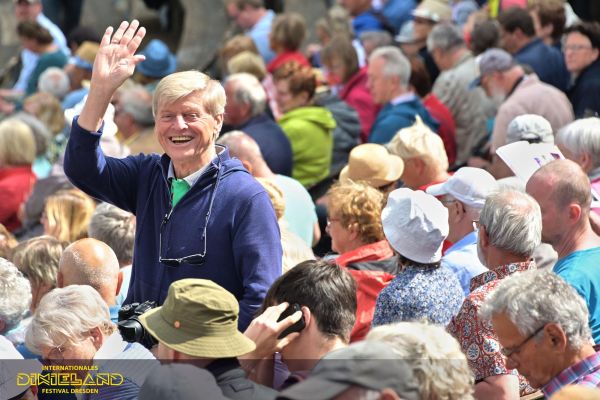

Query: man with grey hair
left=38, top=66, right=70, bottom=100
left=448, top=189, right=542, bottom=398
left=0, top=258, right=31, bottom=346
left=367, top=46, right=438, bottom=144
left=88, top=202, right=136, bottom=305
left=427, top=22, right=494, bottom=166
left=428, top=167, right=498, bottom=295
left=223, top=72, right=293, bottom=176
left=114, top=84, right=162, bottom=155
left=472, top=48, right=573, bottom=177
left=480, top=270, right=600, bottom=397
left=57, top=238, right=123, bottom=322
left=555, top=117, right=600, bottom=219
left=218, top=130, right=319, bottom=246
left=526, top=159, right=600, bottom=343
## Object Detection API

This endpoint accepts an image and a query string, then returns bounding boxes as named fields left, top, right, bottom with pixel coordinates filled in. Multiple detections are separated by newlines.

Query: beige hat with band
left=339, top=143, right=404, bottom=188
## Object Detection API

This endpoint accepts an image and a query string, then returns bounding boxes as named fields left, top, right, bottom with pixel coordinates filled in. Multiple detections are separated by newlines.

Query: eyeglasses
left=158, top=158, right=222, bottom=267
left=500, top=325, right=545, bottom=359
left=44, top=335, right=90, bottom=364
left=564, top=44, right=593, bottom=52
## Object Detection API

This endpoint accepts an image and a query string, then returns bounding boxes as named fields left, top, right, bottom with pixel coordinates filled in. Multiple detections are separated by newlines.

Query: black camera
left=117, top=301, right=157, bottom=349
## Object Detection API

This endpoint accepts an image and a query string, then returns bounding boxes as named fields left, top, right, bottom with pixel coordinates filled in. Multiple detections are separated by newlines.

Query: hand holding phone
left=277, top=303, right=305, bottom=339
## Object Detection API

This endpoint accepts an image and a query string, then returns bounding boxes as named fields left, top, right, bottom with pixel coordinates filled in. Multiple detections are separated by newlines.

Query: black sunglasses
left=158, top=159, right=222, bottom=267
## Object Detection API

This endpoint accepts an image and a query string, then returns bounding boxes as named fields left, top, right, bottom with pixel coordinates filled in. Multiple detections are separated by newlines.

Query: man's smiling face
left=155, top=92, right=223, bottom=176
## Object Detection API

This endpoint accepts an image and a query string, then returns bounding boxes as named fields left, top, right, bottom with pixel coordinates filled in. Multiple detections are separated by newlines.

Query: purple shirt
left=542, top=349, right=600, bottom=397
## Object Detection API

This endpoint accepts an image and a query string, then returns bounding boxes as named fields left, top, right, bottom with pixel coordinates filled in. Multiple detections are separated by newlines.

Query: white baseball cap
left=426, top=167, right=498, bottom=208
left=382, top=188, right=448, bottom=264
left=0, top=336, right=42, bottom=399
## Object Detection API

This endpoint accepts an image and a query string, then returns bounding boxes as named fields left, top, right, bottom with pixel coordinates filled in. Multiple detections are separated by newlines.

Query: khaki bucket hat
left=139, top=279, right=256, bottom=358
left=339, top=143, right=404, bottom=188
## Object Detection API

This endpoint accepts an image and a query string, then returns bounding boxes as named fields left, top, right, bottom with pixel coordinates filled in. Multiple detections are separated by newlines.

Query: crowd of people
left=1, top=0, right=600, bottom=399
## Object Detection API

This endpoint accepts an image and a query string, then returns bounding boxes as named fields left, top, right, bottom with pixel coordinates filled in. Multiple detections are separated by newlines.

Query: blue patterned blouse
left=372, top=264, right=464, bottom=327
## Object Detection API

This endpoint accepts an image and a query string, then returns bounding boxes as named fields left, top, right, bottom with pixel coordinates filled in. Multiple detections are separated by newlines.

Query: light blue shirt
left=249, top=9, right=276, bottom=64
left=441, top=230, right=487, bottom=296
left=554, top=247, right=600, bottom=344
left=14, top=13, right=69, bottom=91
left=115, top=265, right=132, bottom=307
left=274, top=174, right=317, bottom=246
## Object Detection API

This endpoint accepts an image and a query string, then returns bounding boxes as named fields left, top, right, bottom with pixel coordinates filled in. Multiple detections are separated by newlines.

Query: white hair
left=479, top=189, right=541, bottom=258
left=556, top=117, right=600, bottom=171
left=427, top=22, right=465, bottom=52
left=119, top=85, right=155, bottom=127
left=25, top=285, right=113, bottom=354
left=0, top=258, right=31, bottom=333
left=38, top=67, right=70, bottom=100
left=225, top=72, right=267, bottom=117
left=367, top=322, right=474, bottom=400
left=480, top=270, right=592, bottom=350
left=368, top=46, right=411, bottom=87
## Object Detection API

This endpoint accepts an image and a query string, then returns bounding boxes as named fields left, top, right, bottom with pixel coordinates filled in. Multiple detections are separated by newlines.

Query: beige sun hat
left=339, top=143, right=404, bottom=188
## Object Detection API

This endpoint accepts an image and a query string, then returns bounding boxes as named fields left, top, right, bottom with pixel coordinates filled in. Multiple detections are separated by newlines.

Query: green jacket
left=278, top=106, right=336, bottom=187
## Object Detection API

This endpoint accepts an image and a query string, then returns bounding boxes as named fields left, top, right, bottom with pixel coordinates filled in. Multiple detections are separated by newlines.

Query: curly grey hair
left=480, top=270, right=592, bottom=350
left=0, top=258, right=32, bottom=333
left=367, top=322, right=474, bottom=400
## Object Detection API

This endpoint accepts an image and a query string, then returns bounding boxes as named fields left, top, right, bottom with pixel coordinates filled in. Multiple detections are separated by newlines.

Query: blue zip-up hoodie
left=368, top=97, right=440, bottom=144
left=64, top=118, right=282, bottom=330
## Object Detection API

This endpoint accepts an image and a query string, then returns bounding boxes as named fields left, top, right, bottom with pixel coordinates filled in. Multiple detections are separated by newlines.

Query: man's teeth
left=170, top=136, right=192, bottom=143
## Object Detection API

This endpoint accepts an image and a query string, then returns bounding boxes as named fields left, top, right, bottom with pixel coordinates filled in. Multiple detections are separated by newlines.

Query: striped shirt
left=542, top=349, right=600, bottom=398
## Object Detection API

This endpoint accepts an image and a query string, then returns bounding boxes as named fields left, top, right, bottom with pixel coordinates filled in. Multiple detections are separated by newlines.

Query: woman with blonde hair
left=42, top=188, right=96, bottom=244
left=325, top=180, right=398, bottom=341
left=11, top=236, right=63, bottom=312
left=0, top=119, right=37, bottom=232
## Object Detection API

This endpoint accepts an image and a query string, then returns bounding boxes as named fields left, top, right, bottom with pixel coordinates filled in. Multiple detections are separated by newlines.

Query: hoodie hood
left=278, top=106, right=336, bottom=132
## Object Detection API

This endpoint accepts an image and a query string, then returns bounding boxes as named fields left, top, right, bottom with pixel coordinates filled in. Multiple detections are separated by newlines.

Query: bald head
left=58, top=238, right=121, bottom=306
left=528, top=159, right=592, bottom=211
left=217, top=130, right=266, bottom=173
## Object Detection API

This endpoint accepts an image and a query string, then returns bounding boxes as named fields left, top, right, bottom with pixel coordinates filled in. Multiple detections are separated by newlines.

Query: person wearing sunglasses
left=62, top=20, right=282, bottom=330
left=481, top=270, right=600, bottom=398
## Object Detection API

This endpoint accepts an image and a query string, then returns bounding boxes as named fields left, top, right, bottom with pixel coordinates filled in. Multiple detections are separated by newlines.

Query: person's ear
left=213, top=113, right=224, bottom=138
left=413, top=157, right=426, bottom=174
left=241, top=160, right=253, bottom=174
left=580, top=152, right=592, bottom=172
left=89, top=326, right=104, bottom=349
left=0, top=319, right=5, bottom=333
left=479, top=225, right=490, bottom=249
left=347, top=222, right=360, bottom=240
left=116, top=270, right=123, bottom=298
left=300, top=306, right=311, bottom=332
left=568, top=203, right=583, bottom=223
left=544, top=323, right=568, bottom=352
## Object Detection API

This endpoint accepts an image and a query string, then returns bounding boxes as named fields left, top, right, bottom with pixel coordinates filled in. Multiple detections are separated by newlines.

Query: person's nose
left=173, top=114, right=187, bottom=130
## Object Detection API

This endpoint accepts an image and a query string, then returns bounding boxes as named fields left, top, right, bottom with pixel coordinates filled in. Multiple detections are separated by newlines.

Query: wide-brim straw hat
left=339, top=143, right=404, bottom=188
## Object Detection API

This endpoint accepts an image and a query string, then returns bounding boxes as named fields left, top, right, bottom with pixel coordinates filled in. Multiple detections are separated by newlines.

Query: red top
left=335, top=240, right=396, bottom=342
left=0, top=165, right=36, bottom=232
left=339, top=67, right=380, bottom=143
left=423, top=93, right=457, bottom=166
left=266, top=51, right=310, bottom=74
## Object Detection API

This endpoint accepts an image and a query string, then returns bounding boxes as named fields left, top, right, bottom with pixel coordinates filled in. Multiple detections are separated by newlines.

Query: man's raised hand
left=91, top=20, right=147, bottom=95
